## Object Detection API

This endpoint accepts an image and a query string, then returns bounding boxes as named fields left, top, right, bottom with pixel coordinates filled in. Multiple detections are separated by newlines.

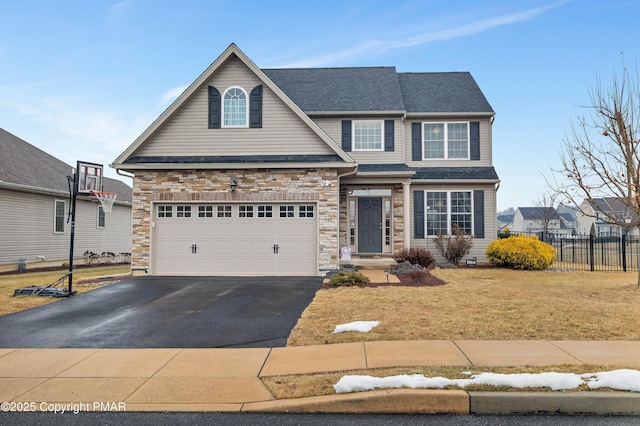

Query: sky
left=1, top=0, right=639, bottom=211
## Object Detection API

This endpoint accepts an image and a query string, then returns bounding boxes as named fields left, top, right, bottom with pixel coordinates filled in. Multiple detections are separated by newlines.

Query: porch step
left=341, top=257, right=397, bottom=270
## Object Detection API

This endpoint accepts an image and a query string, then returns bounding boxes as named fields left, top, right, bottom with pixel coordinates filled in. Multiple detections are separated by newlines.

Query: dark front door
left=358, top=198, right=382, bottom=253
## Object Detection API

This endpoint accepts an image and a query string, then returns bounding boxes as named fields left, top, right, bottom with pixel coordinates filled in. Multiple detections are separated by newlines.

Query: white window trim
left=422, top=121, right=470, bottom=160
left=97, top=206, right=106, bottom=229
left=54, top=199, right=66, bottom=234
left=353, top=120, right=384, bottom=151
left=424, top=190, right=474, bottom=236
left=222, top=86, right=249, bottom=128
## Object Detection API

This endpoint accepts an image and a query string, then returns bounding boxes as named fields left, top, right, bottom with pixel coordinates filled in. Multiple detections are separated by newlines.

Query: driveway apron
left=0, top=276, right=321, bottom=348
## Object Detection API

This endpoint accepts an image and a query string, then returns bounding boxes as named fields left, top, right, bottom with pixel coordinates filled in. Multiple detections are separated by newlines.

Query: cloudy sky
left=1, top=0, right=638, bottom=210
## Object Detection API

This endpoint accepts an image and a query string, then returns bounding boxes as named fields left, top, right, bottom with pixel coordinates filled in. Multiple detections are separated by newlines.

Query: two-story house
left=111, top=44, right=499, bottom=276
left=576, top=197, right=639, bottom=236
left=512, top=207, right=562, bottom=235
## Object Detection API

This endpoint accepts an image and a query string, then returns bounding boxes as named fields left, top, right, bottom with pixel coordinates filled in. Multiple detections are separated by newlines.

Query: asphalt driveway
left=0, top=276, right=321, bottom=348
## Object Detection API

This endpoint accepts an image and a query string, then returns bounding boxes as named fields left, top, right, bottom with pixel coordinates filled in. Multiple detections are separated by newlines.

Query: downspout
left=336, top=164, right=359, bottom=270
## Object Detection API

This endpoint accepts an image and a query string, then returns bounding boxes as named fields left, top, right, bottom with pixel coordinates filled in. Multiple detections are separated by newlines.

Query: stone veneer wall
left=131, top=168, right=338, bottom=273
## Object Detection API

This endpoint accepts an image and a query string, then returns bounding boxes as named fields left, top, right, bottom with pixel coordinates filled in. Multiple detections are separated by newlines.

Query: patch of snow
left=333, top=370, right=640, bottom=394
left=332, top=321, right=379, bottom=334
left=583, top=369, right=640, bottom=392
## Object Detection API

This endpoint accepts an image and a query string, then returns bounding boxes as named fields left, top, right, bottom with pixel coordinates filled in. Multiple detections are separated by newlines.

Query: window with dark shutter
left=411, top=123, right=421, bottom=161
left=470, top=121, right=480, bottom=160
left=342, top=120, right=352, bottom=152
left=208, top=86, right=221, bottom=129
left=473, top=190, right=485, bottom=238
left=384, top=120, right=394, bottom=152
left=249, top=85, right=262, bottom=128
left=414, top=190, right=425, bottom=238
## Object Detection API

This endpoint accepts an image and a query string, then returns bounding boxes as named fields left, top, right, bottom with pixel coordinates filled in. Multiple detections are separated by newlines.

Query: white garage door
left=152, top=203, right=317, bottom=276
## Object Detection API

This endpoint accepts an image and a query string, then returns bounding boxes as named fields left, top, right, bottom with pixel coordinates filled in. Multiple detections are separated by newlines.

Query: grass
left=261, top=364, right=631, bottom=400
left=287, top=268, right=640, bottom=345
left=0, top=265, right=131, bottom=316
left=274, top=268, right=640, bottom=399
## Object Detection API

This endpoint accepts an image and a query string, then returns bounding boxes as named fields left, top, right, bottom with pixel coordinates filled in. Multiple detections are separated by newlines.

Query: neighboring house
left=111, top=43, right=500, bottom=276
left=558, top=212, right=576, bottom=234
left=576, top=197, right=639, bottom=236
left=512, top=207, right=562, bottom=235
left=0, top=128, right=133, bottom=268
left=497, top=214, right=514, bottom=232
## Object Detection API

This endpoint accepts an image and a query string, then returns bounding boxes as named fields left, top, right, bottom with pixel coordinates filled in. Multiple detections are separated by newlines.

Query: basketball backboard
left=76, top=161, right=103, bottom=194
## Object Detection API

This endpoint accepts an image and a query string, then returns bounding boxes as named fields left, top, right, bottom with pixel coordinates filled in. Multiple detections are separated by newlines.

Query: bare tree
left=550, top=60, right=640, bottom=283
left=533, top=191, right=561, bottom=234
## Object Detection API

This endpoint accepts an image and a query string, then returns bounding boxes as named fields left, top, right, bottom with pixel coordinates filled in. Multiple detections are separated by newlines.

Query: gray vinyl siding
left=404, top=118, right=492, bottom=167
left=312, top=117, right=404, bottom=164
left=135, top=56, right=335, bottom=158
left=408, top=183, right=496, bottom=263
left=0, top=189, right=131, bottom=266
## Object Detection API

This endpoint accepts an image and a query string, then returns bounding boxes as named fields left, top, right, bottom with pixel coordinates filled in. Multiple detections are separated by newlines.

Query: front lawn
left=287, top=268, right=640, bottom=345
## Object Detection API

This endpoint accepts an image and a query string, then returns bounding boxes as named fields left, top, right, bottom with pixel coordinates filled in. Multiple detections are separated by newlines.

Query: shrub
left=406, top=270, right=429, bottom=284
left=329, top=271, right=370, bottom=287
left=433, top=226, right=474, bottom=266
left=485, top=235, right=556, bottom=270
left=392, top=247, right=435, bottom=268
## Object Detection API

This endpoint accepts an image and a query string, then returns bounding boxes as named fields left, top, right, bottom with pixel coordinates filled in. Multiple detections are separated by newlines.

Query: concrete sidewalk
left=1, top=340, right=639, bottom=415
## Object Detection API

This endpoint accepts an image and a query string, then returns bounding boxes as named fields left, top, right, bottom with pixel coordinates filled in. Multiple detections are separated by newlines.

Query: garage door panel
left=153, top=203, right=317, bottom=276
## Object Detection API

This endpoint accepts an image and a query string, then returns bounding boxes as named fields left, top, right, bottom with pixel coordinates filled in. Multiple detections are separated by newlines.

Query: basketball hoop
left=91, top=191, right=117, bottom=213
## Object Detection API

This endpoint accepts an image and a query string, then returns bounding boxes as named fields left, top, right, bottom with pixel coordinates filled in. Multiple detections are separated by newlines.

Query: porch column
left=403, top=180, right=411, bottom=249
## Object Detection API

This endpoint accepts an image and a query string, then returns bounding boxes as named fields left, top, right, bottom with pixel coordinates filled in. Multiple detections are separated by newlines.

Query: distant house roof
left=0, top=127, right=132, bottom=203
left=585, top=197, right=638, bottom=223
left=497, top=214, right=514, bottom=223
left=517, top=207, right=560, bottom=220
left=262, top=68, right=494, bottom=114
left=558, top=212, right=575, bottom=222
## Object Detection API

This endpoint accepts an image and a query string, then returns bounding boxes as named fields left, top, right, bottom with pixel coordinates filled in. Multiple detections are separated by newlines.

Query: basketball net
left=92, top=191, right=117, bottom=213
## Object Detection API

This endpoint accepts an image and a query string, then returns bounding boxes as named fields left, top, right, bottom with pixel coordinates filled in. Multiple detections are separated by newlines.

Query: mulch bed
left=320, top=272, right=446, bottom=289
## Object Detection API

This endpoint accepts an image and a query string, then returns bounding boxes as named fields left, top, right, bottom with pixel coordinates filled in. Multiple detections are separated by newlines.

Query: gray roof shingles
left=263, top=67, right=493, bottom=114
left=0, top=128, right=132, bottom=202
left=263, top=67, right=406, bottom=112
left=398, top=72, right=494, bottom=113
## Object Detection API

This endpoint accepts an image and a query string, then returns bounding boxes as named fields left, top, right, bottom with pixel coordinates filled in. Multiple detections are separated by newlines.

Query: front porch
left=339, top=253, right=397, bottom=270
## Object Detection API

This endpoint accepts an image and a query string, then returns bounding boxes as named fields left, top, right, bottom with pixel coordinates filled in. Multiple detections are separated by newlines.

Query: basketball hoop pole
left=67, top=162, right=81, bottom=295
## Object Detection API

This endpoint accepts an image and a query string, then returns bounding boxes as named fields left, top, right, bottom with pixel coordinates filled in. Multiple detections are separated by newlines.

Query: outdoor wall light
left=230, top=179, right=237, bottom=193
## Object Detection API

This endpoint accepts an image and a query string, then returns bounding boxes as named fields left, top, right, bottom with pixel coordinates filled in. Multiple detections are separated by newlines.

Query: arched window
left=223, top=87, right=248, bottom=127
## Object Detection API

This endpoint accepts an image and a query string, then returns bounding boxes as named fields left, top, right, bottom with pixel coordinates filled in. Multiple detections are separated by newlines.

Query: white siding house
left=0, top=128, right=133, bottom=270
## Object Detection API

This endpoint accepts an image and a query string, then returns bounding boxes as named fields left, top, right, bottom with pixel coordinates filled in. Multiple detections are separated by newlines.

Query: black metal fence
left=504, top=232, right=639, bottom=272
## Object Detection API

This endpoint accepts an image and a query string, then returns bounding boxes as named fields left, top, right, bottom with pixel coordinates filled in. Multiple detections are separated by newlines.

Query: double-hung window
left=425, top=191, right=472, bottom=235
left=423, top=122, right=469, bottom=159
left=54, top=200, right=65, bottom=233
left=353, top=120, right=383, bottom=151
left=223, top=87, right=248, bottom=127
left=97, top=206, right=106, bottom=228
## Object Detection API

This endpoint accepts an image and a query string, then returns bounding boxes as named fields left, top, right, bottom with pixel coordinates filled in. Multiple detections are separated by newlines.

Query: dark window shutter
left=342, top=120, right=352, bottom=152
left=249, top=85, right=262, bottom=128
left=470, top=121, right=480, bottom=160
left=208, top=86, right=221, bottom=129
left=411, top=122, right=422, bottom=161
left=414, top=190, right=425, bottom=238
left=473, top=190, right=485, bottom=238
left=384, top=120, right=394, bottom=152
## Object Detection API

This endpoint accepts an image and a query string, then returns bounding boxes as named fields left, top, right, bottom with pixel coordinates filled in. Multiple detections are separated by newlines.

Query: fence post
left=589, top=233, right=595, bottom=272
left=622, top=233, right=627, bottom=272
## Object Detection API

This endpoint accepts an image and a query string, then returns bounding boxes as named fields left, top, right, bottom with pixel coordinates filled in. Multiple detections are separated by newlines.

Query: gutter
left=335, top=164, right=359, bottom=270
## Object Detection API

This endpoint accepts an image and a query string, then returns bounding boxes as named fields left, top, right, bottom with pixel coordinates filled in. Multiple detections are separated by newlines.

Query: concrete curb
left=468, top=391, right=640, bottom=416
left=241, top=390, right=640, bottom=415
